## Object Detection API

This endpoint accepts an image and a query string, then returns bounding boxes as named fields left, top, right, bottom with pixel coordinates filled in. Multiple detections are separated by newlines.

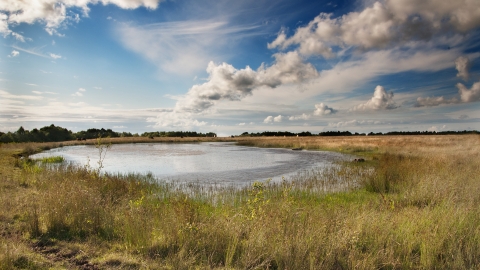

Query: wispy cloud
left=116, top=19, right=264, bottom=76
left=11, top=45, right=51, bottom=59
left=0, top=89, right=44, bottom=100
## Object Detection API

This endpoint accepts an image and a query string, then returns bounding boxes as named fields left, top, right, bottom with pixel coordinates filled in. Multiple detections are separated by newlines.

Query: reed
left=0, top=135, right=478, bottom=268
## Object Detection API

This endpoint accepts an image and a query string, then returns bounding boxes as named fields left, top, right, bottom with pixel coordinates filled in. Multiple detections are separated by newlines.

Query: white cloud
left=263, top=115, right=273, bottom=123
left=263, top=115, right=283, bottom=123
left=268, top=0, right=480, bottom=57
left=0, top=89, right=43, bottom=100
left=457, top=81, right=480, bottom=103
left=351, top=85, right=398, bottom=111
left=313, top=102, right=336, bottom=115
left=175, top=51, right=318, bottom=113
left=8, top=50, right=19, bottom=57
left=0, top=12, right=9, bottom=35
left=0, top=0, right=162, bottom=35
left=289, top=113, right=310, bottom=121
left=238, top=122, right=245, bottom=126
left=11, top=32, right=26, bottom=42
left=93, top=86, right=102, bottom=90
left=49, top=53, right=62, bottom=59
left=12, top=45, right=50, bottom=58
left=273, top=115, right=283, bottom=122
left=78, top=88, right=86, bottom=92
left=455, top=56, right=471, bottom=81
left=32, top=91, right=42, bottom=94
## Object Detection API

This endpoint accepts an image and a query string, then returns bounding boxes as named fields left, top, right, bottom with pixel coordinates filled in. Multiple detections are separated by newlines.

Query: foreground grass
left=0, top=135, right=479, bottom=269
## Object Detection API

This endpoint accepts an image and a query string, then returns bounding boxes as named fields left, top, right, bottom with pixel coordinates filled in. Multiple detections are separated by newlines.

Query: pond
left=30, top=142, right=350, bottom=186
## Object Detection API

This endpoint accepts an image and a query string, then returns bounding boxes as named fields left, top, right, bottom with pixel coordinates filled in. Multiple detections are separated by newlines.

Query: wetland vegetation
left=1, top=135, right=479, bottom=269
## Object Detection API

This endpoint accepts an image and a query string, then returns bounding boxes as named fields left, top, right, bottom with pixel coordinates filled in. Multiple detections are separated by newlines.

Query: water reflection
left=31, top=142, right=349, bottom=185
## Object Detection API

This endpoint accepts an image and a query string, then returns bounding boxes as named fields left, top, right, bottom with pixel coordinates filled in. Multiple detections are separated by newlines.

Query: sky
left=1, top=0, right=480, bottom=136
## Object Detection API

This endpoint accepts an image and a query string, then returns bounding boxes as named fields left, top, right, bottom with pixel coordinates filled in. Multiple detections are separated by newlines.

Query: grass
left=0, top=135, right=479, bottom=268
left=37, top=155, right=65, bottom=163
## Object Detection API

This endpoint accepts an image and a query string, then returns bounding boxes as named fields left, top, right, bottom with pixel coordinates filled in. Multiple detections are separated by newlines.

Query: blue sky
left=1, top=0, right=479, bottom=136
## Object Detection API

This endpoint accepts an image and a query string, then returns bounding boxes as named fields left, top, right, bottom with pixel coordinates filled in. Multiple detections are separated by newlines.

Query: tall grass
left=0, top=135, right=479, bottom=268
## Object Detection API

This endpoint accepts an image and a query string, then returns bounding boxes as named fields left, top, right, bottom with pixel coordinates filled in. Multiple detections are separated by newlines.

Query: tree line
left=0, top=125, right=218, bottom=143
left=0, top=124, right=477, bottom=143
left=240, top=130, right=479, bottom=137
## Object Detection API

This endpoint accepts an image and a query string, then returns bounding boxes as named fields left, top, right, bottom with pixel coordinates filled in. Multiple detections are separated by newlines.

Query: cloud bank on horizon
left=1, top=0, right=480, bottom=134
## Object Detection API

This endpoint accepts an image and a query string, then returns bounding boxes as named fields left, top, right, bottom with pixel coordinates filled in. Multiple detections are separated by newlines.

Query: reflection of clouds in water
left=31, top=142, right=350, bottom=186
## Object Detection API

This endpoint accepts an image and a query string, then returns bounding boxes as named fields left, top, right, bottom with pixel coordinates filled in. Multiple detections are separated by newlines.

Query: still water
left=31, top=142, right=349, bottom=185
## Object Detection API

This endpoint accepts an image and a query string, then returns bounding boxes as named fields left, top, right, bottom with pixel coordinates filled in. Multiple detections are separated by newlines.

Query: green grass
left=0, top=135, right=479, bottom=268
left=38, top=155, right=65, bottom=163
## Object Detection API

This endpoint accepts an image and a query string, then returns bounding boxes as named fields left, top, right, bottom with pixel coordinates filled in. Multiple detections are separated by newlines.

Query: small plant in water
left=94, top=138, right=111, bottom=176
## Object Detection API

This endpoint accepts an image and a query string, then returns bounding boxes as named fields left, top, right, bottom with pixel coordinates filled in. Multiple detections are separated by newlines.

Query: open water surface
left=31, top=142, right=349, bottom=186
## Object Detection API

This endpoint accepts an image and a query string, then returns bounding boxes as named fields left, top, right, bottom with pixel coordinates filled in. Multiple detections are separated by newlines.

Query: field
left=1, top=135, right=479, bottom=269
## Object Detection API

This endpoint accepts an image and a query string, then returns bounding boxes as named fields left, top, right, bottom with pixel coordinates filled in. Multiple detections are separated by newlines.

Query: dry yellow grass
left=0, top=134, right=479, bottom=269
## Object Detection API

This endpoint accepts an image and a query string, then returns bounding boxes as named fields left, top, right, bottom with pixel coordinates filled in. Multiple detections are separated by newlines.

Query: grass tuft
left=38, top=155, right=65, bottom=163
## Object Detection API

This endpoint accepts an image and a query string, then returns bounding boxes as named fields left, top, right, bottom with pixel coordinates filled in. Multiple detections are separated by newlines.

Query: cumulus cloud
left=8, top=50, right=19, bottom=57
left=263, top=115, right=283, bottom=123
left=313, top=102, right=336, bottom=115
left=274, top=115, right=284, bottom=122
left=457, top=81, right=480, bottom=103
left=0, top=0, right=162, bottom=35
left=289, top=113, right=310, bottom=121
left=351, top=85, right=398, bottom=111
left=268, top=0, right=480, bottom=58
left=175, top=51, right=317, bottom=113
left=455, top=56, right=471, bottom=81
left=263, top=116, right=273, bottom=123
